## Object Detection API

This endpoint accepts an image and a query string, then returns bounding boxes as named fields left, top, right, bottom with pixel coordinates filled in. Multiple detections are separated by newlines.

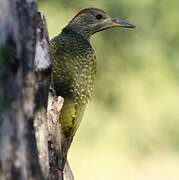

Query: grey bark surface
left=34, top=11, right=51, bottom=179
left=0, top=1, right=75, bottom=179
left=47, top=91, right=74, bottom=180
left=0, top=0, right=43, bottom=179
left=34, top=11, right=74, bottom=180
left=16, top=1, right=44, bottom=179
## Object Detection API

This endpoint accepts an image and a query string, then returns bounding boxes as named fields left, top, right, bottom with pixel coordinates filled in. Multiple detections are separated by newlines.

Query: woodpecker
left=50, top=7, right=135, bottom=169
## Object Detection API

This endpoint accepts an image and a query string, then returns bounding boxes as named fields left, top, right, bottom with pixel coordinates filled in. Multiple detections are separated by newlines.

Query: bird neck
left=62, top=23, right=92, bottom=41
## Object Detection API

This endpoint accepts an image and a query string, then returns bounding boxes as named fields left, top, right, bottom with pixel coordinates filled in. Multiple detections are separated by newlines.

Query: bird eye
left=96, top=14, right=102, bottom=20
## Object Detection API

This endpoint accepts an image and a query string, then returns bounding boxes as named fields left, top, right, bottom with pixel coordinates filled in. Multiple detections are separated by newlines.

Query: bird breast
left=50, top=31, right=97, bottom=104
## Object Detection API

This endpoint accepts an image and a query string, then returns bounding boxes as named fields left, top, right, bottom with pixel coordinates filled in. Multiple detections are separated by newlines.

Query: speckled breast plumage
left=50, top=29, right=96, bottom=138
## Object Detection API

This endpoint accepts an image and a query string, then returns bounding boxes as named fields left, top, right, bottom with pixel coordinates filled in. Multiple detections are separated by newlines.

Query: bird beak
left=111, top=19, right=135, bottom=28
left=93, top=19, right=135, bottom=34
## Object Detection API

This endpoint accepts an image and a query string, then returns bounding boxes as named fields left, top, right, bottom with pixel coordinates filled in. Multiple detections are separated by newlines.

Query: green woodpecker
left=50, top=7, right=135, bottom=169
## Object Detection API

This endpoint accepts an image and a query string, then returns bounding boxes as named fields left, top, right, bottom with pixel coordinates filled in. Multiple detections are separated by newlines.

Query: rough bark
left=34, top=11, right=74, bottom=180
left=0, top=0, right=43, bottom=179
left=34, top=11, right=51, bottom=179
left=47, top=89, right=74, bottom=180
left=15, top=1, right=43, bottom=179
left=0, top=1, right=75, bottom=179
left=47, top=91, right=64, bottom=179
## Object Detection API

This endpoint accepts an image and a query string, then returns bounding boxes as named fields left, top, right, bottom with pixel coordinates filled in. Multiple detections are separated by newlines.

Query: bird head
left=63, top=8, right=135, bottom=40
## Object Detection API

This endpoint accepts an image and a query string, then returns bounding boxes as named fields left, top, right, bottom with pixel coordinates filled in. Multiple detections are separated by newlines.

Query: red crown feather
left=72, top=8, right=91, bottom=21
left=71, top=8, right=105, bottom=21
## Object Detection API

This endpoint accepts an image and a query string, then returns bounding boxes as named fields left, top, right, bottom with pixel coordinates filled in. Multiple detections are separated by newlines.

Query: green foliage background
left=38, top=0, right=179, bottom=179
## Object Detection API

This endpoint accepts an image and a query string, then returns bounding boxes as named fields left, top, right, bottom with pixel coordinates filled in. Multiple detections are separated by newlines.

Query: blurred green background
left=38, top=0, right=179, bottom=179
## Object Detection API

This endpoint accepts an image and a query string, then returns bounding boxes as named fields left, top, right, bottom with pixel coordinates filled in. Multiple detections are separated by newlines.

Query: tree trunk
left=0, top=0, right=43, bottom=179
left=34, top=11, right=51, bottom=179
left=0, top=1, right=74, bottom=179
